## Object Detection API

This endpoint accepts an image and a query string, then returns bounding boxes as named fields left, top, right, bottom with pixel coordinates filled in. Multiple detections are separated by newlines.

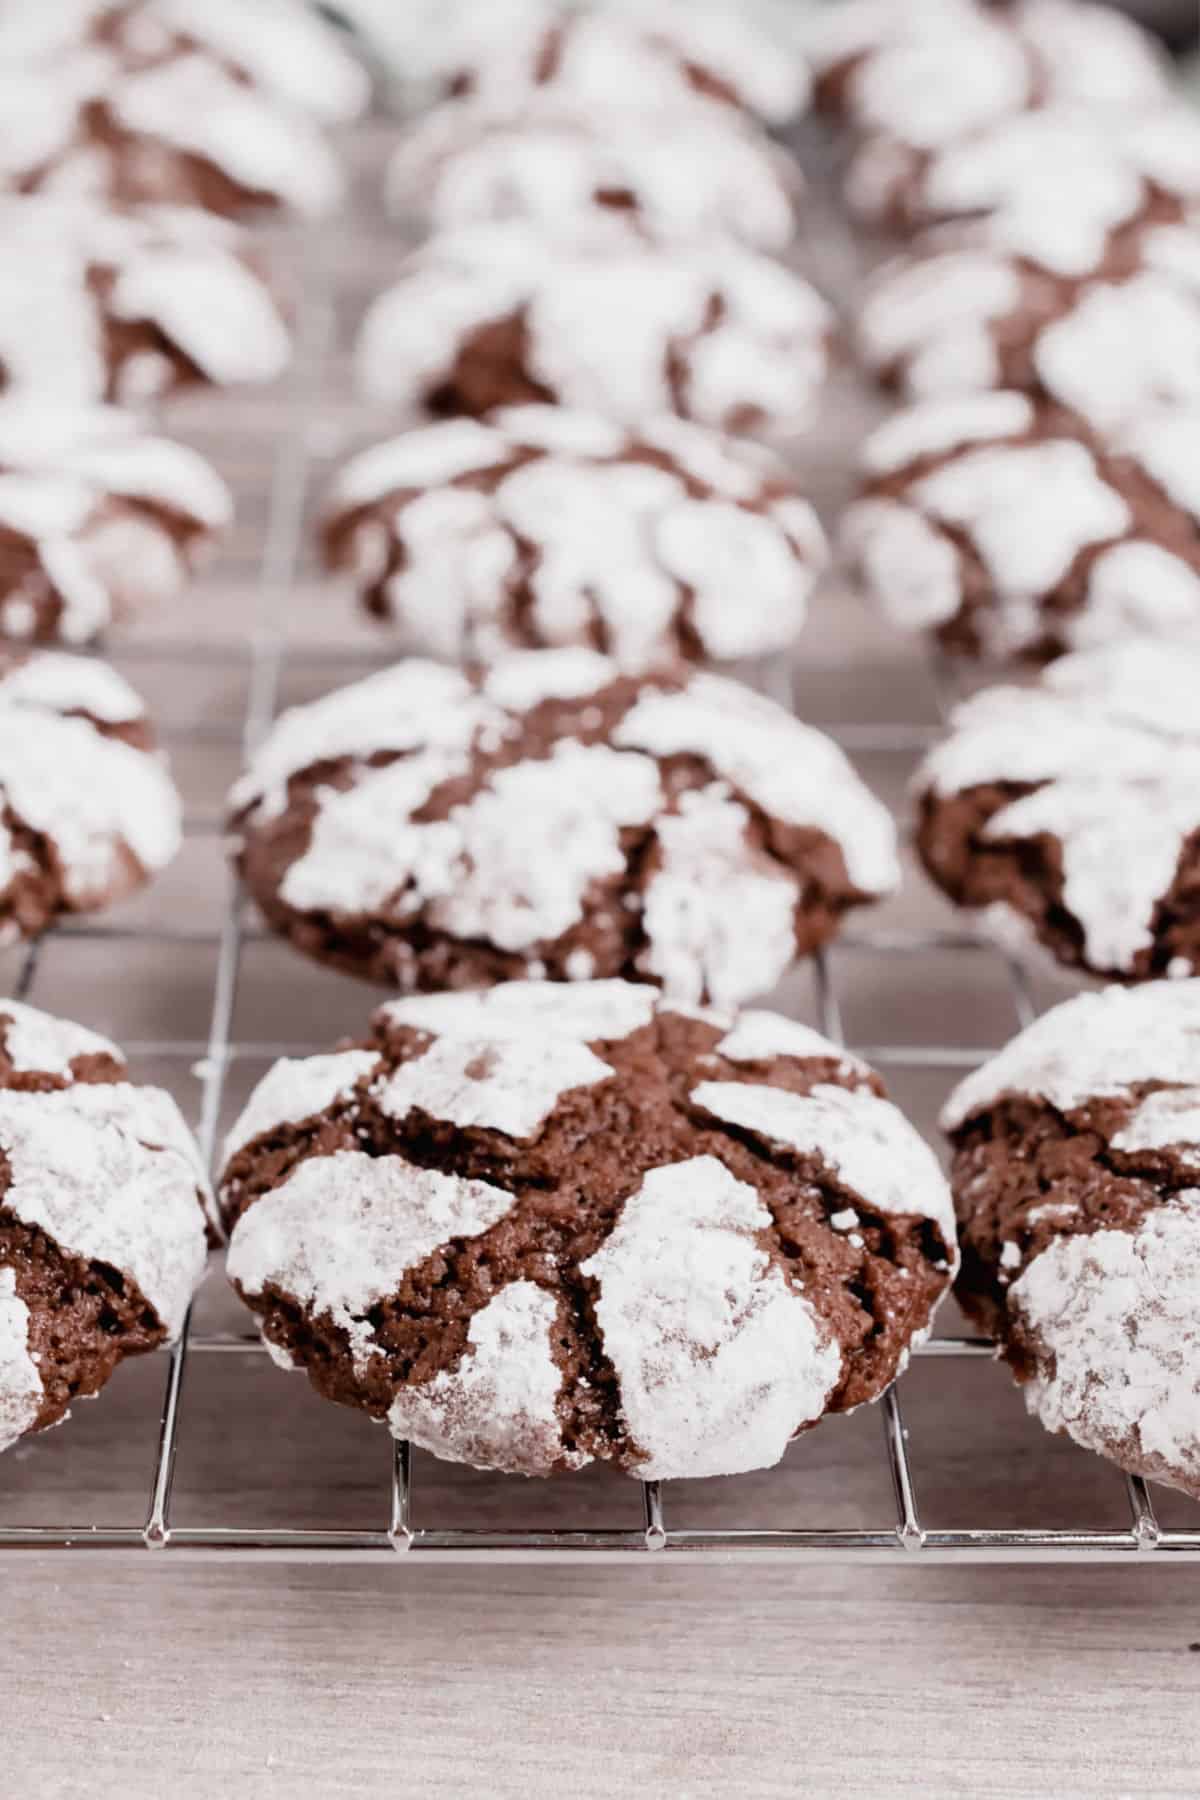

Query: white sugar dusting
left=637, top=785, right=800, bottom=1007
left=222, top=1049, right=382, bottom=1166
left=388, top=97, right=797, bottom=250
left=0, top=1082, right=208, bottom=1338
left=387, top=1280, right=582, bottom=1475
left=226, top=1151, right=518, bottom=1369
left=331, top=409, right=820, bottom=668
left=1012, top=1198, right=1200, bottom=1497
left=0, top=701, right=180, bottom=907
left=379, top=1032, right=615, bottom=1140
left=0, top=999, right=120, bottom=1077
left=920, top=641, right=1200, bottom=972
left=0, top=1267, right=42, bottom=1454
left=582, top=1156, right=841, bottom=1479
left=356, top=222, right=832, bottom=436
left=716, top=1013, right=869, bottom=1075
left=1112, top=1089, right=1200, bottom=1169
left=943, top=981, right=1200, bottom=1130
left=379, top=978, right=658, bottom=1046
left=615, top=673, right=899, bottom=896
left=691, top=1080, right=957, bottom=1247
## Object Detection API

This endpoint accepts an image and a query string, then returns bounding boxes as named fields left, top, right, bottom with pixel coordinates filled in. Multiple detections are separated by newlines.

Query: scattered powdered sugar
left=636, top=785, right=800, bottom=1007
left=379, top=1031, right=616, bottom=1140
left=614, top=673, right=900, bottom=896
left=582, top=1156, right=841, bottom=1479
left=0, top=400, right=230, bottom=643
left=480, top=647, right=615, bottom=710
left=331, top=409, right=821, bottom=668
left=1120, top=407, right=1200, bottom=520
left=0, top=651, right=146, bottom=726
left=1111, top=1089, right=1200, bottom=1170
left=942, top=981, right=1200, bottom=1130
left=407, top=0, right=807, bottom=122
left=0, top=1266, right=42, bottom=1454
left=1011, top=1197, right=1200, bottom=1495
left=840, top=497, right=964, bottom=632
left=387, top=98, right=797, bottom=251
left=154, top=0, right=370, bottom=123
left=226, top=1151, right=519, bottom=1369
left=356, top=222, right=832, bottom=436
left=859, top=391, right=1034, bottom=475
left=0, top=1082, right=208, bottom=1338
left=222, top=1049, right=383, bottom=1166
left=379, top=978, right=659, bottom=1046
left=1032, top=271, right=1200, bottom=429
left=281, top=740, right=664, bottom=946
left=230, top=661, right=494, bottom=823
left=0, top=703, right=180, bottom=905
left=0, top=196, right=290, bottom=399
left=691, top=1080, right=957, bottom=1247
left=715, top=1013, right=870, bottom=1075
left=920, top=641, right=1200, bottom=972
left=387, top=1280, right=582, bottom=1474
left=0, top=998, right=121, bottom=1077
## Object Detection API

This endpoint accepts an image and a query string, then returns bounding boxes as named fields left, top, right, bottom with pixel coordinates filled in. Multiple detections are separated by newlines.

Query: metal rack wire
left=2, top=136, right=1199, bottom=1569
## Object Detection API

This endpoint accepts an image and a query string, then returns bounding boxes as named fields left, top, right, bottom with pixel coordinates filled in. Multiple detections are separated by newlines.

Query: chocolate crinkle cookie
left=221, top=983, right=956, bottom=1479
left=843, top=100, right=1200, bottom=237
left=410, top=0, right=809, bottom=125
left=856, top=199, right=1200, bottom=432
left=841, top=392, right=1200, bottom=659
left=0, top=400, right=231, bottom=645
left=807, top=0, right=1168, bottom=155
left=324, top=408, right=828, bottom=668
left=356, top=222, right=833, bottom=438
left=916, top=638, right=1200, bottom=981
left=0, top=3, right=350, bottom=219
left=0, top=197, right=291, bottom=405
left=944, top=981, right=1200, bottom=1500
left=0, top=0, right=369, bottom=124
left=0, top=998, right=212, bottom=1453
left=385, top=97, right=800, bottom=252
left=228, top=649, right=898, bottom=1007
left=0, top=650, right=181, bottom=939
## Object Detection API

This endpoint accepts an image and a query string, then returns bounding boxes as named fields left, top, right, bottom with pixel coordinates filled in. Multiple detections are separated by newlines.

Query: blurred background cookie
left=324, top=408, right=827, bottom=668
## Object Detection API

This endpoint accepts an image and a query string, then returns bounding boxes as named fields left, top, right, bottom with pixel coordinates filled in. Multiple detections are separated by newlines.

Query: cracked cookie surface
left=222, top=982, right=955, bottom=1479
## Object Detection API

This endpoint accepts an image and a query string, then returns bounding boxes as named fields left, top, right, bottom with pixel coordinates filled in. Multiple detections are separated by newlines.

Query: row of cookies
left=2, top=2, right=1197, bottom=1507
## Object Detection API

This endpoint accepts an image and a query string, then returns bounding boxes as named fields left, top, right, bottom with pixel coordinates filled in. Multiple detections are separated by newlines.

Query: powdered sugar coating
left=0, top=400, right=230, bottom=646
left=0, top=667, right=180, bottom=919
left=920, top=640, right=1200, bottom=974
left=860, top=100, right=1200, bottom=237
left=858, top=224, right=1200, bottom=430
left=715, top=1013, right=870, bottom=1075
left=1011, top=1198, right=1200, bottom=1497
left=405, top=0, right=808, bottom=123
left=0, top=1267, right=41, bottom=1453
left=387, top=1281, right=582, bottom=1475
left=613, top=675, right=900, bottom=896
left=233, top=654, right=897, bottom=1006
left=0, top=1078, right=208, bottom=1337
left=387, top=98, right=798, bottom=251
left=691, top=1080, right=957, bottom=1246
left=845, top=398, right=1200, bottom=657
left=381, top=979, right=659, bottom=1047
left=226, top=1152, right=519, bottom=1370
left=326, top=406, right=826, bottom=670
left=0, top=30, right=343, bottom=218
left=582, top=1156, right=841, bottom=1479
left=942, top=981, right=1200, bottom=1130
left=808, top=0, right=1167, bottom=149
left=0, top=998, right=120, bottom=1076
left=0, top=197, right=290, bottom=401
left=222, top=1049, right=382, bottom=1166
left=150, top=0, right=369, bottom=123
left=379, top=1031, right=616, bottom=1140
left=1112, top=1091, right=1200, bottom=1170
left=356, top=222, right=832, bottom=438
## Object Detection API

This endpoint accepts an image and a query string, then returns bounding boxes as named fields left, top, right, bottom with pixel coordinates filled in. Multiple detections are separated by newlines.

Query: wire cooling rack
left=1, top=122, right=1198, bottom=1567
